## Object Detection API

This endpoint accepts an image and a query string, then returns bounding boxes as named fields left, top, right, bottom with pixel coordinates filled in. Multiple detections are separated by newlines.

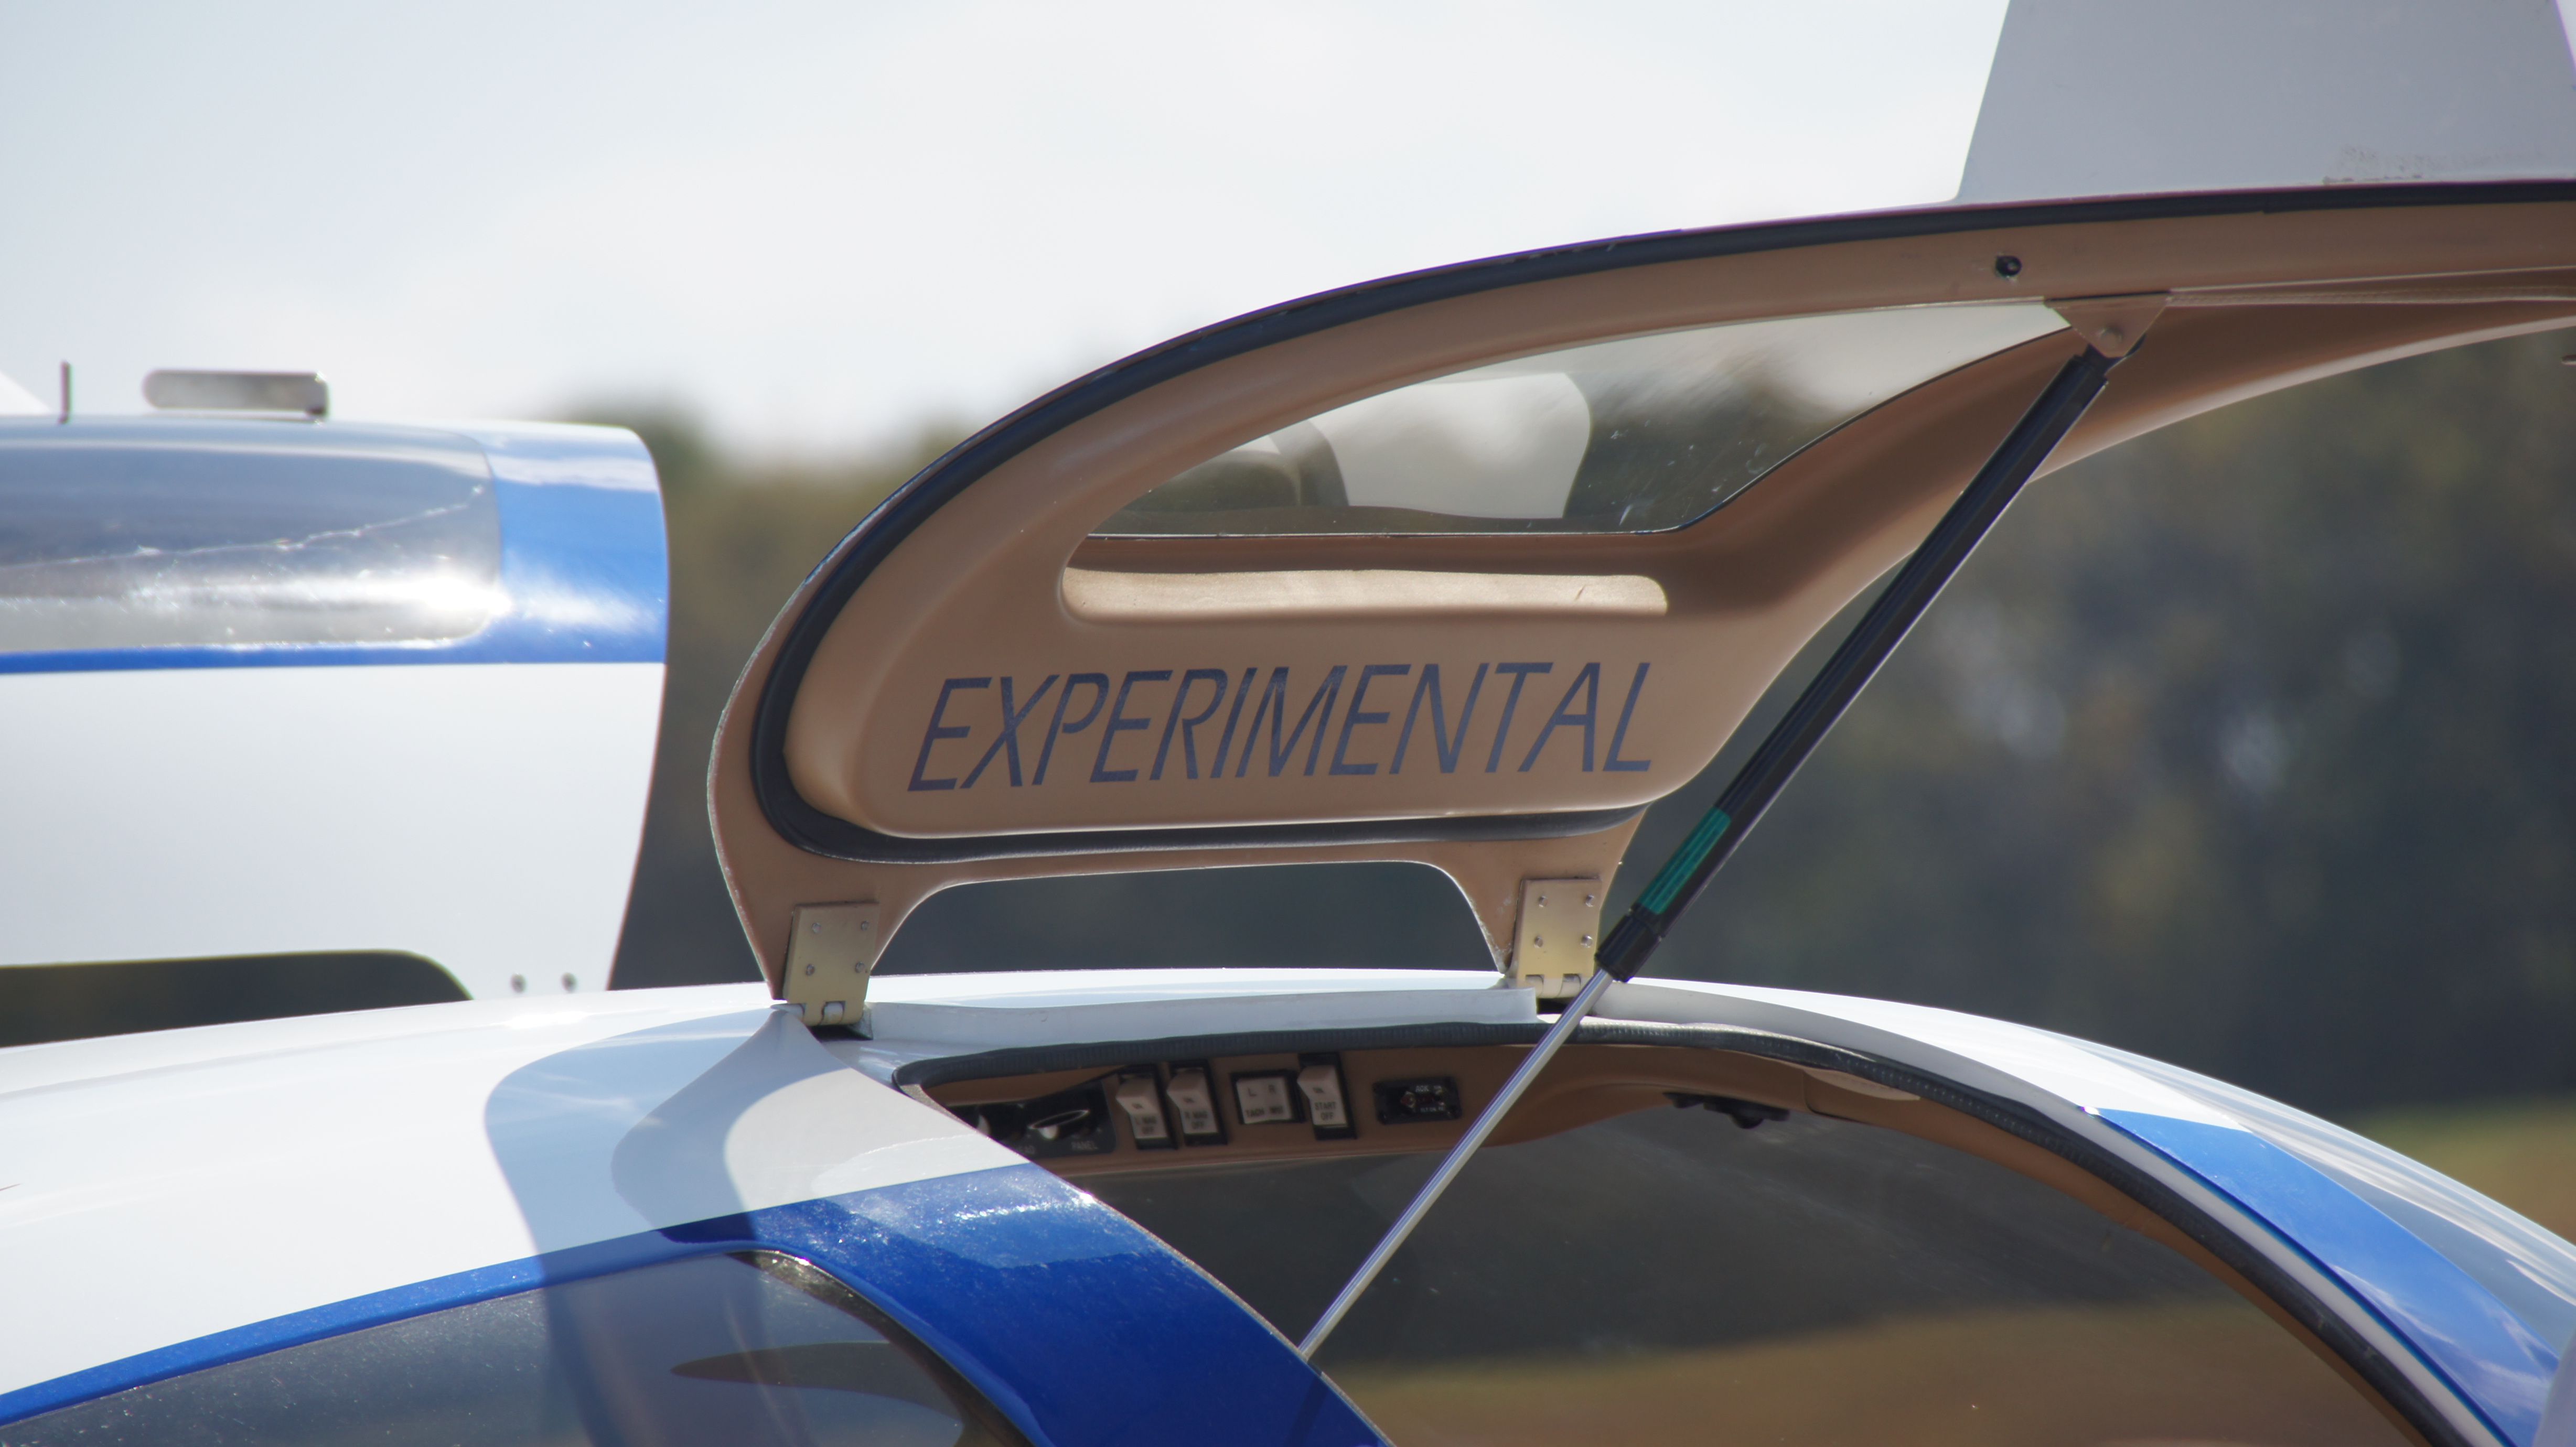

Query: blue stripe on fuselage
left=0, top=1164, right=1383, bottom=1447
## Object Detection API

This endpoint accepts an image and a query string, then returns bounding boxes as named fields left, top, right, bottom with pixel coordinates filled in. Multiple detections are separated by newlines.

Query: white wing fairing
left=0, top=987, right=1012, bottom=1406
left=0, top=989, right=1386, bottom=1446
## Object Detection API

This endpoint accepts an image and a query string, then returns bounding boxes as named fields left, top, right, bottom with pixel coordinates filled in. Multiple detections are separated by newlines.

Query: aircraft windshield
left=1097, top=302, right=2066, bottom=536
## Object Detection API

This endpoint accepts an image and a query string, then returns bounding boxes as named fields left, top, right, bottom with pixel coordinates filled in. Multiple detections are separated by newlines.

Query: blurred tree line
left=583, top=412, right=965, bottom=989
left=602, top=328, right=2576, bottom=1116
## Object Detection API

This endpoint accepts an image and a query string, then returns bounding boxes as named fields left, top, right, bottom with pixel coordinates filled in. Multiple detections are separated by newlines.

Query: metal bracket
left=2047, top=292, right=2167, bottom=358
left=783, top=901, right=881, bottom=1027
left=1511, top=878, right=1603, bottom=997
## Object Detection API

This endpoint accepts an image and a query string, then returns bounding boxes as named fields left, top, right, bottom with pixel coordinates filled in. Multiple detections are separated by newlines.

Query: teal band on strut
left=1639, top=808, right=1731, bottom=915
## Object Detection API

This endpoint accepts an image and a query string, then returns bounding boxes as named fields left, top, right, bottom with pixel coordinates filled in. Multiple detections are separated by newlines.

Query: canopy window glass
left=1087, top=1093, right=2408, bottom=1446
left=1097, top=303, right=2068, bottom=537
left=0, top=419, right=503, bottom=653
left=8, top=1251, right=1025, bottom=1446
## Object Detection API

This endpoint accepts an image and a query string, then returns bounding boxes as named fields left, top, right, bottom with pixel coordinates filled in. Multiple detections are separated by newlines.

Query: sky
left=1, top=2, right=2011, bottom=456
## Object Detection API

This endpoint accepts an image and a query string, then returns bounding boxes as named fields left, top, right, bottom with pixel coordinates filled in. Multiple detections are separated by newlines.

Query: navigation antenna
left=1297, top=341, right=2126, bottom=1360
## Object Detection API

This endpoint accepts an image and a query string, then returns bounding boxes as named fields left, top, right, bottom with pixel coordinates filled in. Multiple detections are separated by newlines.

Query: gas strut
left=1297, top=343, right=2122, bottom=1361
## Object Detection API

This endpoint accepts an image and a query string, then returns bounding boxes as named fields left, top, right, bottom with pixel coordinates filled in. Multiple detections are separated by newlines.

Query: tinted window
left=0, top=419, right=503, bottom=652
left=7, top=1252, right=1023, bottom=1446
left=1095, top=304, right=2064, bottom=536
left=1088, top=1101, right=2407, bottom=1445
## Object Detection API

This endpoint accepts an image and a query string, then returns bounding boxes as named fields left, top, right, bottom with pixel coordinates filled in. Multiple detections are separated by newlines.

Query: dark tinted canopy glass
left=10, top=1251, right=1023, bottom=1446
left=1087, top=1089, right=2405, bottom=1446
left=1097, top=303, right=2065, bottom=536
left=0, top=418, right=503, bottom=653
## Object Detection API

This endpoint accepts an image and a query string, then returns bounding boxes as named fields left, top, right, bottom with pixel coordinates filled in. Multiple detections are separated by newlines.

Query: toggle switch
left=1297, top=1054, right=1357, bottom=1140
left=1164, top=1064, right=1227, bottom=1143
left=1232, top=1072, right=1298, bottom=1125
left=1113, top=1072, right=1174, bottom=1148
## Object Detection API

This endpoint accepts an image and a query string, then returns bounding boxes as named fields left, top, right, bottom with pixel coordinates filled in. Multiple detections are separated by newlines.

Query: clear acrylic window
left=1096, top=303, right=2067, bottom=536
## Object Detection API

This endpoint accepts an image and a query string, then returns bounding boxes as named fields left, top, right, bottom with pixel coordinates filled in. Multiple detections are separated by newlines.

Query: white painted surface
left=861, top=967, right=1535, bottom=1049
left=0, top=986, right=1017, bottom=1399
left=1959, top=0, right=2576, bottom=202
left=1603, top=978, right=2237, bottom=1125
left=0, top=662, right=662, bottom=999
left=0, top=370, right=48, bottom=416
left=2542, top=1344, right=2576, bottom=1447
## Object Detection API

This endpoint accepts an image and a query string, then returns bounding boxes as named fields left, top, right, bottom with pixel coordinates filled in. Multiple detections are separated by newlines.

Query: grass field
left=2352, top=1096, right=2576, bottom=1240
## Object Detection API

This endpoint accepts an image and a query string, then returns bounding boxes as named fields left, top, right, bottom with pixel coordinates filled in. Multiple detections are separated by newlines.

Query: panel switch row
left=1109, top=1063, right=1226, bottom=1149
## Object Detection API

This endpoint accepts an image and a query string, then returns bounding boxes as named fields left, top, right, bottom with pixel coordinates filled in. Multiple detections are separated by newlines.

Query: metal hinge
left=1511, top=877, right=1602, bottom=999
left=782, top=901, right=881, bottom=1027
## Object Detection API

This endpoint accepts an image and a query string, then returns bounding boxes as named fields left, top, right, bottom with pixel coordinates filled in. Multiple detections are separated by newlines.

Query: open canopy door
left=712, top=184, right=2576, bottom=1022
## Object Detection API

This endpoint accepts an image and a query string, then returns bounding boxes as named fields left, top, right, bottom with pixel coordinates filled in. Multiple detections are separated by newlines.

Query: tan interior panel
left=788, top=331, right=2086, bottom=839
left=927, top=1043, right=1810, bottom=1175
left=714, top=198, right=2576, bottom=997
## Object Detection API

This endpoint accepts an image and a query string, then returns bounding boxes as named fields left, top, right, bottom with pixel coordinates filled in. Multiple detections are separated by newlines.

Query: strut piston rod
left=1297, top=344, right=2122, bottom=1360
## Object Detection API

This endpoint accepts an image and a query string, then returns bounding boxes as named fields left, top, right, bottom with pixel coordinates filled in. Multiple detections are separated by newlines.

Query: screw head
left=803, top=962, right=815, bottom=976
left=1993, top=253, right=2023, bottom=279
left=509, top=974, right=527, bottom=994
left=560, top=973, right=577, bottom=992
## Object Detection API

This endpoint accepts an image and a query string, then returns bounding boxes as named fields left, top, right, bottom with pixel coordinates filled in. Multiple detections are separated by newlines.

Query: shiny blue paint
left=470, top=471, right=668, bottom=665
left=2106, top=1109, right=2559, bottom=1445
left=0, top=1164, right=1384, bottom=1447
left=718, top=1167, right=1382, bottom=1447
left=0, top=422, right=666, bottom=674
